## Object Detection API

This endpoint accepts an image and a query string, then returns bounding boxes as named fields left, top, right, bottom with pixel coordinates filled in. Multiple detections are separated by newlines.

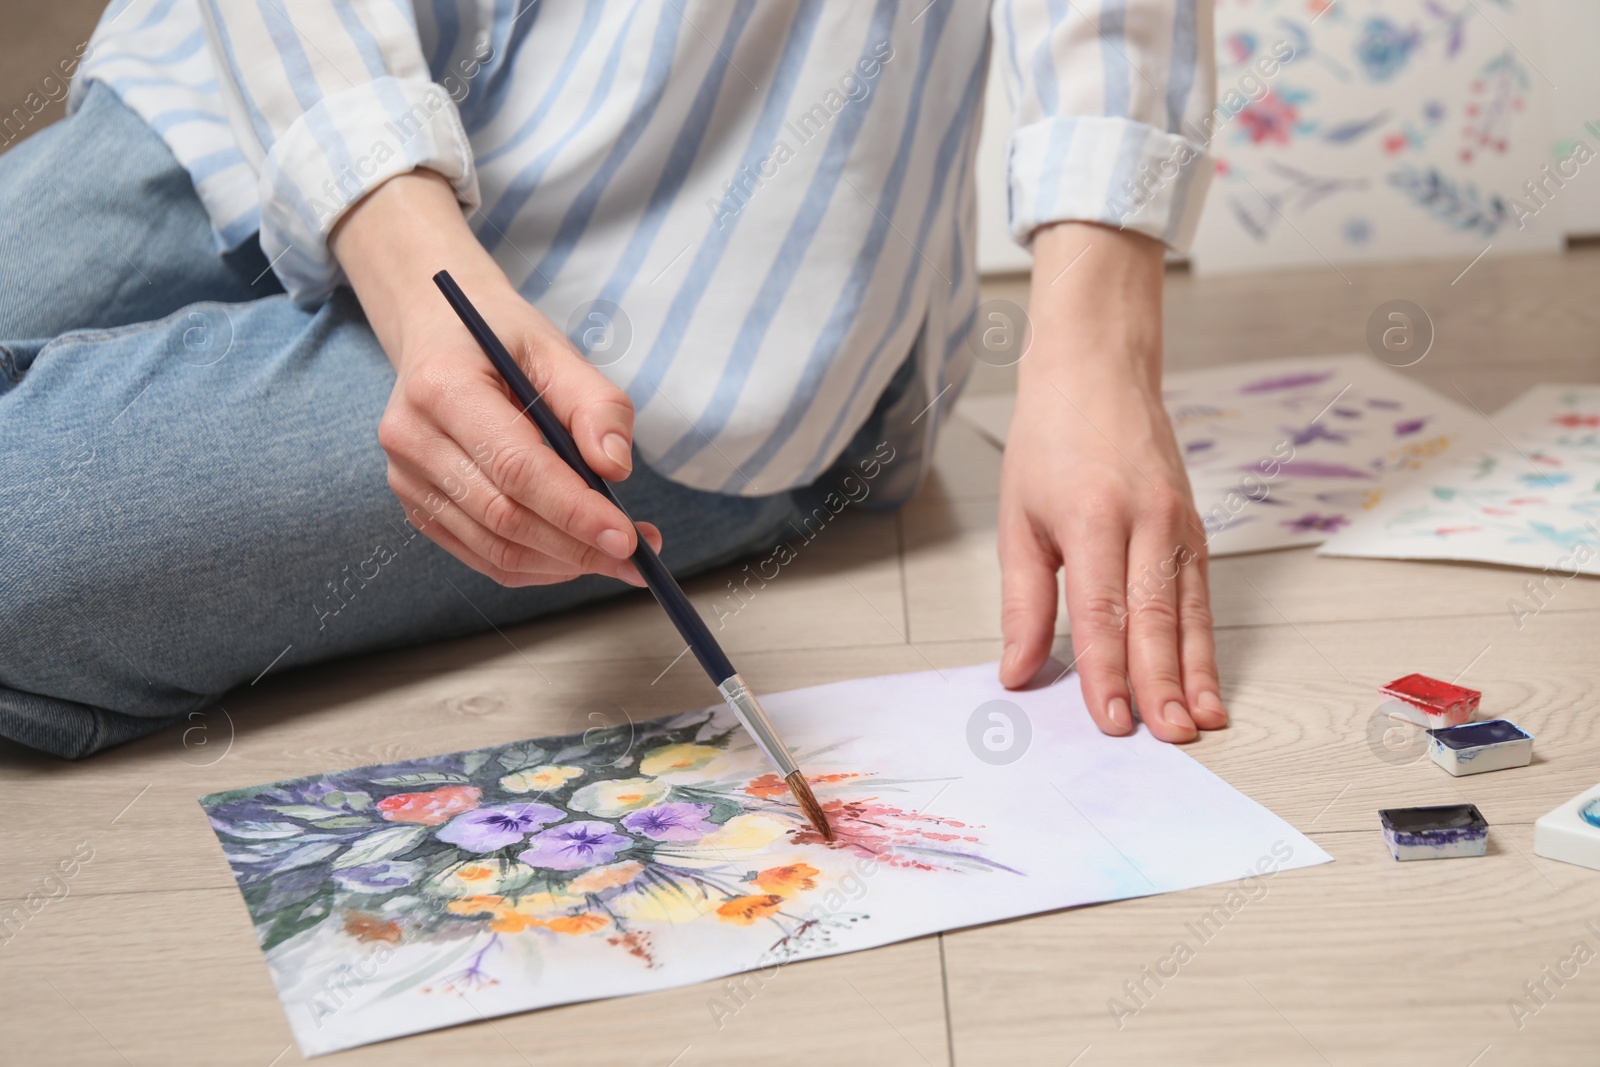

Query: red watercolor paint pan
left=1379, top=673, right=1480, bottom=728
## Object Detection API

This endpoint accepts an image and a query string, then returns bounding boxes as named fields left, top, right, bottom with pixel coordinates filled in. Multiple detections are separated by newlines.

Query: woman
left=0, top=0, right=1224, bottom=756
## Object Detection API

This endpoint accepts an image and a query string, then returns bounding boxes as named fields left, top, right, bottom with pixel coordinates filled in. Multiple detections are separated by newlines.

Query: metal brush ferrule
left=717, top=674, right=799, bottom=778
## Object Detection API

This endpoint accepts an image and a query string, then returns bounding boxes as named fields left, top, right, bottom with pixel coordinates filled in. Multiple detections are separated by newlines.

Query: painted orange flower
left=744, top=772, right=863, bottom=799
left=342, top=910, right=402, bottom=944
left=446, top=894, right=506, bottom=916
left=715, top=893, right=785, bottom=925
left=376, top=785, right=482, bottom=825
left=744, top=774, right=789, bottom=799
left=569, top=861, right=645, bottom=894
left=544, top=913, right=609, bottom=935
left=455, top=864, right=497, bottom=884
left=753, top=863, right=819, bottom=897
left=488, top=910, right=543, bottom=934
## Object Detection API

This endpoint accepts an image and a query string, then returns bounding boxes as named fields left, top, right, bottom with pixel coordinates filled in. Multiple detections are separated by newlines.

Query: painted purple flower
left=621, top=802, right=716, bottom=843
left=1394, top=417, right=1428, bottom=435
left=1240, top=371, right=1333, bottom=394
left=518, top=821, right=631, bottom=871
left=1289, top=422, right=1349, bottom=446
left=1271, top=461, right=1375, bottom=479
left=331, top=859, right=424, bottom=892
left=1281, top=512, right=1350, bottom=534
left=436, top=802, right=562, bottom=853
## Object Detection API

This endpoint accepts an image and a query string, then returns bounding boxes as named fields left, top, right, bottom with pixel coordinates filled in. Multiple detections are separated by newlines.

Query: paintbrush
left=432, top=270, right=834, bottom=842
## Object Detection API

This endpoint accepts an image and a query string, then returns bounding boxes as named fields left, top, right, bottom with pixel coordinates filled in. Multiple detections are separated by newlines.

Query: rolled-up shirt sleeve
left=993, top=0, right=1216, bottom=252
left=197, top=1, right=481, bottom=302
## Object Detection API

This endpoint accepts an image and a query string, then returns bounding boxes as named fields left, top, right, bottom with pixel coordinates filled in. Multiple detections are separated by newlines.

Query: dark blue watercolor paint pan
left=1427, top=719, right=1533, bottom=776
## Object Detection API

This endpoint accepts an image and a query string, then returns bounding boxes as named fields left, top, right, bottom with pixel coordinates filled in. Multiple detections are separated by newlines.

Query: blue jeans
left=0, top=84, right=810, bottom=759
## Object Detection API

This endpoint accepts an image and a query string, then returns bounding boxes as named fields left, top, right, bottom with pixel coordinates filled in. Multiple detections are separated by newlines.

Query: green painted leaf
left=260, top=883, right=334, bottom=952
left=311, top=816, right=374, bottom=829
left=368, top=772, right=470, bottom=787
left=214, top=819, right=303, bottom=840
left=333, top=825, right=429, bottom=870
left=266, top=804, right=342, bottom=820
left=496, top=744, right=548, bottom=772
left=1431, top=487, right=1456, bottom=501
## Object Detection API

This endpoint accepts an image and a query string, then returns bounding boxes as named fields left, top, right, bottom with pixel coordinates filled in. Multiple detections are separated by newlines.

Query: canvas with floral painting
left=202, top=663, right=1329, bottom=1055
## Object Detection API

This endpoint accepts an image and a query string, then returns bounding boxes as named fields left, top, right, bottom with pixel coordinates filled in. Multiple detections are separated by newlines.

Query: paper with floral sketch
left=1319, top=385, right=1600, bottom=574
left=957, top=355, right=1480, bottom=557
left=200, top=663, right=1329, bottom=1056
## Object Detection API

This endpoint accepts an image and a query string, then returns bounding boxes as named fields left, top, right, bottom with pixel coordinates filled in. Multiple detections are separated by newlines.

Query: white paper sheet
left=201, top=663, right=1331, bottom=1055
left=1319, top=384, right=1600, bottom=574
left=957, top=355, right=1481, bottom=556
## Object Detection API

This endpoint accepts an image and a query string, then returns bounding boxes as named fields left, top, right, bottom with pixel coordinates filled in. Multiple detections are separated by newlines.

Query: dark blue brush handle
left=432, top=270, right=736, bottom=685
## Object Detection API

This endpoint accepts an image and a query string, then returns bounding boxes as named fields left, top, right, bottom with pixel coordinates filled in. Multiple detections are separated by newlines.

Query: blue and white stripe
left=71, top=0, right=1215, bottom=496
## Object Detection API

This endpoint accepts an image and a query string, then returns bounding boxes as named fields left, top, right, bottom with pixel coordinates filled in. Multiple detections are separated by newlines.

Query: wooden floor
left=3, top=246, right=1599, bottom=1066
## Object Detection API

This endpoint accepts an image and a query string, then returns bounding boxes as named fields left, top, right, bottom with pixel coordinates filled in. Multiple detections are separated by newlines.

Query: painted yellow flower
left=499, top=765, right=584, bottom=794
left=715, top=893, right=785, bottom=925
left=568, top=776, right=670, bottom=817
left=612, top=879, right=717, bottom=923
left=639, top=743, right=722, bottom=776
left=569, top=861, right=645, bottom=894
left=507, top=890, right=585, bottom=915
left=428, top=858, right=522, bottom=898
left=702, top=812, right=790, bottom=852
left=655, top=812, right=793, bottom=870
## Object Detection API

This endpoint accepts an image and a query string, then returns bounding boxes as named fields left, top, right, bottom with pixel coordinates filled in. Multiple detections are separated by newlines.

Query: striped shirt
left=70, top=0, right=1215, bottom=497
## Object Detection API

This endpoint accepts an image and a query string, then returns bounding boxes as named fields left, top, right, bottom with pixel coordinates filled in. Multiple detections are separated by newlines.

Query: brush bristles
left=785, top=770, right=834, bottom=841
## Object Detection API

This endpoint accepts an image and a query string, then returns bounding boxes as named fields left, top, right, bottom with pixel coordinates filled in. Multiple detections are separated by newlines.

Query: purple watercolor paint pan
left=1379, top=804, right=1489, bottom=861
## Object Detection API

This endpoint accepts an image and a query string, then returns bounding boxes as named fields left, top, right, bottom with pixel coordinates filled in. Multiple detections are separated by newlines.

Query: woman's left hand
left=996, top=223, right=1227, bottom=743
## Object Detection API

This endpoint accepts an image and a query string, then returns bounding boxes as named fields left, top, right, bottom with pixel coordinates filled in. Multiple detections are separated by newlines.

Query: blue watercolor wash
left=1582, top=798, right=1600, bottom=830
left=1428, top=719, right=1531, bottom=751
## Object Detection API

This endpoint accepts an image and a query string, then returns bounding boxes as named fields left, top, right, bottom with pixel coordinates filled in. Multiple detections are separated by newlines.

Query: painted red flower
left=376, top=784, right=482, bottom=825
left=1553, top=413, right=1600, bottom=428
left=1238, top=92, right=1298, bottom=145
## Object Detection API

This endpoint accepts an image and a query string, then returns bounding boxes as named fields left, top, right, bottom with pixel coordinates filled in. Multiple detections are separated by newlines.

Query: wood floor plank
left=0, top=883, right=950, bottom=1067
left=943, top=825, right=1600, bottom=1067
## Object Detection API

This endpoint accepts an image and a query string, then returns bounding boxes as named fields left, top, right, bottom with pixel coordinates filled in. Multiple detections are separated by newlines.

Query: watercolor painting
left=1320, top=385, right=1600, bottom=576
left=1190, top=0, right=1560, bottom=273
left=202, top=664, right=1330, bottom=1055
left=956, top=355, right=1479, bottom=556
left=1166, top=354, right=1482, bottom=555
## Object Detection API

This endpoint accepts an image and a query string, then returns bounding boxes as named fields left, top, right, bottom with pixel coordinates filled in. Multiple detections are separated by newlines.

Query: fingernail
left=1000, top=643, right=1017, bottom=677
left=1163, top=700, right=1195, bottom=733
left=1197, top=691, right=1227, bottom=723
left=1106, top=697, right=1131, bottom=732
left=602, top=433, right=632, bottom=472
left=597, top=528, right=633, bottom=560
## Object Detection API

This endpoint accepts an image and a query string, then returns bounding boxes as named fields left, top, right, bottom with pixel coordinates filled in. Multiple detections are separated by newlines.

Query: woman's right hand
left=331, top=170, right=660, bottom=587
